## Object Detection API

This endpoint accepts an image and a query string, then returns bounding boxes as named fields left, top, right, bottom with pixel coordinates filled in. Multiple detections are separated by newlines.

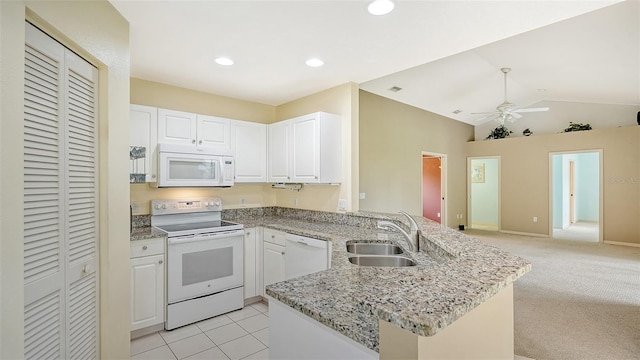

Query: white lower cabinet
left=263, top=228, right=287, bottom=294
left=244, top=227, right=264, bottom=299
left=130, top=238, right=165, bottom=332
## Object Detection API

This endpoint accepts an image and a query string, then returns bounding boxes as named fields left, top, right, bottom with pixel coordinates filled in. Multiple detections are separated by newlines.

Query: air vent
left=389, top=86, right=402, bottom=92
left=452, top=109, right=462, bottom=114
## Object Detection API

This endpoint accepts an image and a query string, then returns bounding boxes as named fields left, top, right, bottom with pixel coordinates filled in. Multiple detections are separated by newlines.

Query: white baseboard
left=500, top=230, right=549, bottom=238
left=604, top=240, right=640, bottom=248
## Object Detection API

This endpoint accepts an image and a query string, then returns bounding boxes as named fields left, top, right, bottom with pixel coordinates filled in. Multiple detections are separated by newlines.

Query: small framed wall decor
left=471, top=163, right=485, bottom=183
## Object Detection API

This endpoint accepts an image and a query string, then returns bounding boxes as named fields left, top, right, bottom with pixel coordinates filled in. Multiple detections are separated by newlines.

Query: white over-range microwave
left=155, top=144, right=234, bottom=187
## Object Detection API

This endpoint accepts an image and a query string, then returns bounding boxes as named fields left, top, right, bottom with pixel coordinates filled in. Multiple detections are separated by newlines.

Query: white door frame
left=548, top=150, right=603, bottom=242
left=467, top=156, right=501, bottom=231
left=421, top=151, right=447, bottom=226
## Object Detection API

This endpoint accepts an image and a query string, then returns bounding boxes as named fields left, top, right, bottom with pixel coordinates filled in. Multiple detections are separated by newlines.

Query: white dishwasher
left=285, top=234, right=331, bottom=280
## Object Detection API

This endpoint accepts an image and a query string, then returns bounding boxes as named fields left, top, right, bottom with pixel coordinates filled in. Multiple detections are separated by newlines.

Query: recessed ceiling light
left=368, top=0, right=395, bottom=16
left=215, top=57, right=234, bottom=66
left=305, top=58, right=324, bottom=67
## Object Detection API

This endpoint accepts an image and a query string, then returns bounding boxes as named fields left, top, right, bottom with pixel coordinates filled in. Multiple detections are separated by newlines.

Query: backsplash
left=133, top=206, right=403, bottom=231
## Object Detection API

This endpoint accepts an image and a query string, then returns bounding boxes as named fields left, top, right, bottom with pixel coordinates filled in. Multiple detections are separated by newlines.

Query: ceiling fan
left=472, top=67, right=549, bottom=124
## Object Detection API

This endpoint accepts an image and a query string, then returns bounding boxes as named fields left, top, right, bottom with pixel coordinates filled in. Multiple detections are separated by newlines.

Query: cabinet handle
left=281, top=252, right=285, bottom=255
left=151, top=174, right=156, bottom=179
left=246, top=232, right=251, bottom=236
left=271, top=235, right=275, bottom=238
left=158, top=260, right=163, bottom=265
left=314, top=176, right=318, bottom=180
left=192, top=139, right=196, bottom=144
left=199, top=140, right=202, bottom=144
left=142, top=245, right=148, bottom=250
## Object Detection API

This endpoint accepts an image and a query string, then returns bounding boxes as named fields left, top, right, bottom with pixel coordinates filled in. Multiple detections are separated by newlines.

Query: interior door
left=24, top=22, right=99, bottom=359
left=422, top=156, right=442, bottom=223
left=569, top=160, right=575, bottom=224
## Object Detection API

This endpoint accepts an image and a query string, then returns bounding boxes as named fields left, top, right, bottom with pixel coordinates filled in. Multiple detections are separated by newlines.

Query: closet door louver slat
left=24, top=22, right=99, bottom=360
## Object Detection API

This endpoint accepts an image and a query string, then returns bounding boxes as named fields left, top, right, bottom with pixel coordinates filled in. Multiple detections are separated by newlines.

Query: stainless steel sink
left=348, top=255, right=417, bottom=267
left=346, top=243, right=404, bottom=255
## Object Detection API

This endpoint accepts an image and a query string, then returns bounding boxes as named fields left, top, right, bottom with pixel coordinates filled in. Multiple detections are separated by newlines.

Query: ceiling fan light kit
left=472, top=67, right=550, bottom=125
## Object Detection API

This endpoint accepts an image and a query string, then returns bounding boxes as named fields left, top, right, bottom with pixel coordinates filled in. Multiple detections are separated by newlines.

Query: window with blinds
left=23, top=22, right=99, bottom=360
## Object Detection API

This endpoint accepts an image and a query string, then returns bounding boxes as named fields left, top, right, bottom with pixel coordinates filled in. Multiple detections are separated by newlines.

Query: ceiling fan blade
left=475, top=114, right=500, bottom=123
left=514, top=107, right=550, bottom=113
left=507, top=111, right=523, bottom=119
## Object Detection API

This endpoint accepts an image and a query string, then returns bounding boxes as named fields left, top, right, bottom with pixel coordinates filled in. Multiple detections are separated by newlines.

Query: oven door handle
left=167, top=229, right=244, bottom=245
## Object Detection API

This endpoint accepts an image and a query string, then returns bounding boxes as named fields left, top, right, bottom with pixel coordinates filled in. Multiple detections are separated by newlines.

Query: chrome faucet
left=377, top=219, right=417, bottom=252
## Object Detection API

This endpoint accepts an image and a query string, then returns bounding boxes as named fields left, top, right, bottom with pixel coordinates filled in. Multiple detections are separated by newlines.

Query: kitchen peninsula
left=226, top=208, right=531, bottom=360
left=130, top=207, right=530, bottom=359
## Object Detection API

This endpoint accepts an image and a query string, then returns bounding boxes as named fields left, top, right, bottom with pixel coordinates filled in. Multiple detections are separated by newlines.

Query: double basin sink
left=346, top=242, right=417, bottom=267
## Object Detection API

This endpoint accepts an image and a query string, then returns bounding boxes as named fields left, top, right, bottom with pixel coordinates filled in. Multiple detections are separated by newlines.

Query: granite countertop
left=128, top=210, right=530, bottom=352
left=240, top=214, right=530, bottom=352
left=130, top=226, right=166, bottom=241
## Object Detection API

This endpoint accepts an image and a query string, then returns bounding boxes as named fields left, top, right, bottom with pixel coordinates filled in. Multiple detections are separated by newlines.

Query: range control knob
left=204, top=202, right=210, bottom=207
left=154, top=204, right=161, bottom=210
left=213, top=199, right=221, bottom=207
left=161, top=204, right=167, bottom=209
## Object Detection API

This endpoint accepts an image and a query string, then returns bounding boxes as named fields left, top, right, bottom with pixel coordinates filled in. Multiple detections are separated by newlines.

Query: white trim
left=603, top=241, right=640, bottom=248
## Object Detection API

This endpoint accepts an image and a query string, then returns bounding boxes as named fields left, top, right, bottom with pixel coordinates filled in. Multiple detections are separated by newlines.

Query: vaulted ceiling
left=111, top=0, right=638, bottom=125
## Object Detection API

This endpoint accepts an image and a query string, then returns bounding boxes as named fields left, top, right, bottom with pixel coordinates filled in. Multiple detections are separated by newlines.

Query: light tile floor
left=131, top=302, right=269, bottom=360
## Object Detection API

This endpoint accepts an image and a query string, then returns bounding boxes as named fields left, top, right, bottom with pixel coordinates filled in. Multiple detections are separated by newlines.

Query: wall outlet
left=359, top=192, right=366, bottom=200
left=294, top=198, right=298, bottom=207
left=437, top=212, right=441, bottom=218
left=240, top=198, right=246, bottom=206
left=533, top=216, right=538, bottom=223
left=338, top=199, right=347, bottom=211
left=130, top=201, right=139, bottom=213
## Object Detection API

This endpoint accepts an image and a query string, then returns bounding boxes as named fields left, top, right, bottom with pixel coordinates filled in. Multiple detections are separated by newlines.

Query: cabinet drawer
left=263, top=228, right=286, bottom=247
left=131, top=237, right=165, bottom=258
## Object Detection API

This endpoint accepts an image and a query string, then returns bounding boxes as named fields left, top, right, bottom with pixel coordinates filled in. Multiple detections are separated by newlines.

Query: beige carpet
left=464, top=229, right=640, bottom=360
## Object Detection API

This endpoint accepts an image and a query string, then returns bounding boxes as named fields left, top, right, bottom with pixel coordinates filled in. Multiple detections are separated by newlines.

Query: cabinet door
left=158, top=108, right=197, bottom=146
left=268, top=120, right=291, bottom=182
left=197, top=114, right=231, bottom=152
left=131, top=254, right=165, bottom=331
left=130, top=105, right=158, bottom=182
left=244, top=228, right=257, bottom=299
left=291, top=114, right=320, bottom=183
left=263, top=242, right=286, bottom=292
left=233, top=121, right=267, bottom=182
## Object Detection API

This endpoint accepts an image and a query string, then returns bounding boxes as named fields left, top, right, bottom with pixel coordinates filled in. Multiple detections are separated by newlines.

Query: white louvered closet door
left=23, top=22, right=99, bottom=360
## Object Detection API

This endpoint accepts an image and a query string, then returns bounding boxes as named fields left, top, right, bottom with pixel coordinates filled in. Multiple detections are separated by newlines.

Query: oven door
left=167, top=230, right=244, bottom=304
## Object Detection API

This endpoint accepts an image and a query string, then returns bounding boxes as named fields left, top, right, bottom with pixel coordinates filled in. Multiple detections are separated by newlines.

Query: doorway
left=468, top=157, right=500, bottom=231
left=421, top=153, right=446, bottom=224
left=550, top=151, right=602, bottom=242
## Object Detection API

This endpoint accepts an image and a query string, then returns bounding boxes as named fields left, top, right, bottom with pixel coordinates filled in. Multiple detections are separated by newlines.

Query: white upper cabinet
left=157, top=108, right=197, bottom=146
left=269, top=112, right=341, bottom=184
left=197, top=114, right=231, bottom=151
left=158, top=108, right=231, bottom=153
left=232, top=120, right=267, bottom=183
left=130, top=105, right=158, bottom=182
left=268, top=120, right=292, bottom=182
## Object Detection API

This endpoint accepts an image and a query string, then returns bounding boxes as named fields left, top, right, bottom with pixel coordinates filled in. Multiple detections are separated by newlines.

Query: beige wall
left=275, top=82, right=360, bottom=212
left=131, top=78, right=275, bottom=124
left=359, top=90, right=474, bottom=226
left=130, top=80, right=359, bottom=214
left=467, top=126, right=640, bottom=245
left=1, top=1, right=130, bottom=358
